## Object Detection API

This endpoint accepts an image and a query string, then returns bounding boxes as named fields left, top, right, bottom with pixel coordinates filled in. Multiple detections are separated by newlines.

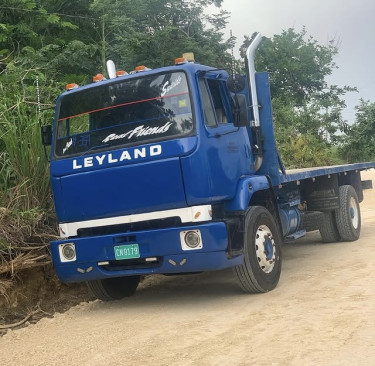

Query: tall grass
left=0, top=101, right=51, bottom=211
left=0, top=97, right=56, bottom=281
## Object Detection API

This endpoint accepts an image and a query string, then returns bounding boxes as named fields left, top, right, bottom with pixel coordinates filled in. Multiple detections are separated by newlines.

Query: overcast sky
left=217, top=0, right=375, bottom=123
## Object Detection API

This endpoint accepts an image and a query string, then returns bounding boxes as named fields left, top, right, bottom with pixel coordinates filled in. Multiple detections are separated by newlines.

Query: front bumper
left=51, top=222, right=244, bottom=283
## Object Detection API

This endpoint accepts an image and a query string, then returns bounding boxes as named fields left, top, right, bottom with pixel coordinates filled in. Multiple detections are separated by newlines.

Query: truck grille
left=77, top=217, right=181, bottom=237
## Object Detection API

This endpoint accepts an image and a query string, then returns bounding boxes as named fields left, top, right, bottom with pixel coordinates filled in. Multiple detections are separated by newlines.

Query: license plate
left=114, top=244, right=140, bottom=260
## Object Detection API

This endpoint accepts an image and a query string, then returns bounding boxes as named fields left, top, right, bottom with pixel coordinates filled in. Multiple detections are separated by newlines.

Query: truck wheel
left=319, top=211, right=341, bottom=243
left=87, top=275, right=140, bottom=301
left=335, top=185, right=361, bottom=241
left=234, top=206, right=282, bottom=293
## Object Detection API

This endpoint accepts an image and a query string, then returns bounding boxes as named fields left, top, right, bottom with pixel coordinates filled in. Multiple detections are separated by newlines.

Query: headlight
left=58, top=242, right=76, bottom=262
left=180, top=230, right=203, bottom=250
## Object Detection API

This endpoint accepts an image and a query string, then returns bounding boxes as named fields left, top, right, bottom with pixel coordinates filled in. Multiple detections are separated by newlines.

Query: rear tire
left=302, top=211, right=324, bottom=232
left=87, top=275, right=140, bottom=301
left=319, top=211, right=341, bottom=243
left=335, top=185, right=361, bottom=241
left=234, top=206, right=282, bottom=293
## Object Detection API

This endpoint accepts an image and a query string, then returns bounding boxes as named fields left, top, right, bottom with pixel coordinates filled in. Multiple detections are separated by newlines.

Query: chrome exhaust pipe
left=246, top=33, right=263, bottom=171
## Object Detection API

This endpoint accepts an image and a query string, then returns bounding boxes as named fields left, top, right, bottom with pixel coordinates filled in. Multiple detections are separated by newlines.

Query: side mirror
left=226, top=74, right=246, bottom=93
left=41, top=125, right=52, bottom=146
left=231, top=95, right=248, bottom=127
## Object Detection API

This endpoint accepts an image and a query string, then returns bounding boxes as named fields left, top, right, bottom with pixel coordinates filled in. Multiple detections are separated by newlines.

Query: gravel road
left=1, top=170, right=374, bottom=366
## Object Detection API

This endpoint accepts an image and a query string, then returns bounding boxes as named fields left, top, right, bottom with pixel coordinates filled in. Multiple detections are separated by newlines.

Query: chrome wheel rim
left=255, top=224, right=276, bottom=273
left=349, top=196, right=359, bottom=229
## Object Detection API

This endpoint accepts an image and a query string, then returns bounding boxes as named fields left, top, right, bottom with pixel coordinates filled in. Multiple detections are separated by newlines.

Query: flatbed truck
left=42, top=33, right=375, bottom=300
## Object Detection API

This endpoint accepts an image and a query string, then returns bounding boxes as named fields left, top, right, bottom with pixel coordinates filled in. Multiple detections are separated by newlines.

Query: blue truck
left=42, top=33, right=375, bottom=300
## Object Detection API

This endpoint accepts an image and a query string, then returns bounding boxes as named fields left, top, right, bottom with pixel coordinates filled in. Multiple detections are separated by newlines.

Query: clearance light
left=93, top=73, right=105, bottom=82
left=183, top=52, right=195, bottom=62
left=134, top=65, right=152, bottom=73
left=116, top=70, right=127, bottom=77
left=65, top=83, right=79, bottom=91
left=135, top=65, right=146, bottom=72
left=175, top=57, right=187, bottom=65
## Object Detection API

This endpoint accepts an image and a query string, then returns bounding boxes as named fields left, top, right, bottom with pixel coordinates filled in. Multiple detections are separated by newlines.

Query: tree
left=339, top=99, right=375, bottom=163
left=240, top=28, right=354, bottom=168
left=0, top=0, right=234, bottom=210
left=89, top=0, right=232, bottom=72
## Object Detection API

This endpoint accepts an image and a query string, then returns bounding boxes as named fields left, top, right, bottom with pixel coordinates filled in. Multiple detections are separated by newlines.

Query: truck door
left=198, top=76, right=252, bottom=201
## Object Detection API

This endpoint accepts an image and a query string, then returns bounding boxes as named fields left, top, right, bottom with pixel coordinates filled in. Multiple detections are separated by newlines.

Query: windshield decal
left=62, top=134, right=92, bottom=155
left=63, top=138, right=73, bottom=154
left=102, top=121, right=173, bottom=143
left=161, top=76, right=182, bottom=97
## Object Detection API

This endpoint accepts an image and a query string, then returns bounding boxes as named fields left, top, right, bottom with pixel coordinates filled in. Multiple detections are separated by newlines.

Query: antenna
left=36, top=76, right=49, bottom=161
left=36, top=75, right=42, bottom=123
left=230, top=30, right=236, bottom=83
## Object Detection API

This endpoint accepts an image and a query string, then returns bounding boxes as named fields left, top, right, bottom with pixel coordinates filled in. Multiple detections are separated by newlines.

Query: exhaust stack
left=246, top=33, right=263, bottom=171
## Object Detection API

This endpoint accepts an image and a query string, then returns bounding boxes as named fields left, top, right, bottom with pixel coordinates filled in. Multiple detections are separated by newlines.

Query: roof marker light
left=116, top=70, right=127, bottom=77
left=135, top=65, right=151, bottom=73
left=66, top=83, right=79, bottom=91
left=183, top=52, right=195, bottom=62
left=175, top=57, right=187, bottom=65
left=93, top=73, right=105, bottom=82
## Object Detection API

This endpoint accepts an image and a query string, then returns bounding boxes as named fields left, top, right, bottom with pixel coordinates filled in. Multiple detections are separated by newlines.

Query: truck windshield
left=55, top=71, right=194, bottom=157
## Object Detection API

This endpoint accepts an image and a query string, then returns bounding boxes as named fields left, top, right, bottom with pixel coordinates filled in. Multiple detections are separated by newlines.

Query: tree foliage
left=240, top=28, right=355, bottom=168
left=339, top=100, right=375, bottom=163
left=0, top=0, right=232, bottom=211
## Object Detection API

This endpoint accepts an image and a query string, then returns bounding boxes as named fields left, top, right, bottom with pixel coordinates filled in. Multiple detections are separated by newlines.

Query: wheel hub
left=349, top=197, right=359, bottom=229
left=255, top=225, right=276, bottom=273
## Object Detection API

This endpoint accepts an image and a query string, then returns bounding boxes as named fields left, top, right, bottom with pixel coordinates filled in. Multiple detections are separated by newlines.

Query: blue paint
left=350, top=207, right=355, bottom=218
left=264, top=237, right=274, bottom=261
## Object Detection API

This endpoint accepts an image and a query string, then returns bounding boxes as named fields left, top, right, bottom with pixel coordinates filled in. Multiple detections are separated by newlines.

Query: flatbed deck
left=279, top=162, right=375, bottom=184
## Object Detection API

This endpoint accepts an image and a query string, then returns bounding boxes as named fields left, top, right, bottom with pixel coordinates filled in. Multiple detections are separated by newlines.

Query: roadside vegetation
left=0, top=0, right=374, bottom=319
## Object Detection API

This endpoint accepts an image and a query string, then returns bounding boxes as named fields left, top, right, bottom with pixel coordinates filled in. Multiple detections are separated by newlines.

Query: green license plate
left=114, top=244, right=140, bottom=260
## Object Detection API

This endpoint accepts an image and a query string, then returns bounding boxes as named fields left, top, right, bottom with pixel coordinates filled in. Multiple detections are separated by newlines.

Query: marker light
left=135, top=65, right=146, bottom=72
left=183, top=52, right=195, bottom=62
left=116, top=70, right=127, bottom=77
left=66, top=83, right=79, bottom=91
left=175, top=57, right=187, bottom=65
left=93, top=73, right=105, bottom=82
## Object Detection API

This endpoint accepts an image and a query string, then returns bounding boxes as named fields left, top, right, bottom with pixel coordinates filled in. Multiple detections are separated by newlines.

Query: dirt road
left=1, top=171, right=375, bottom=366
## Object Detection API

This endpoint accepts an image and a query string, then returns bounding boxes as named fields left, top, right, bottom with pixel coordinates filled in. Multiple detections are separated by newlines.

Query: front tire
left=234, top=206, right=282, bottom=293
left=335, top=185, right=361, bottom=241
left=87, top=275, right=140, bottom=301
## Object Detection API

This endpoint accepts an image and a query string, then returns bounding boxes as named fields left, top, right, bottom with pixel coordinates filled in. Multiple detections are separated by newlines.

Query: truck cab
left=52, top=63, right=255, bottom=224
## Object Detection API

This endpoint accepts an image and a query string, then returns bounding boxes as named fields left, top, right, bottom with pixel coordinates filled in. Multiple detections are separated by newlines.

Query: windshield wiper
left=79, top=143, right=111, bottom=157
